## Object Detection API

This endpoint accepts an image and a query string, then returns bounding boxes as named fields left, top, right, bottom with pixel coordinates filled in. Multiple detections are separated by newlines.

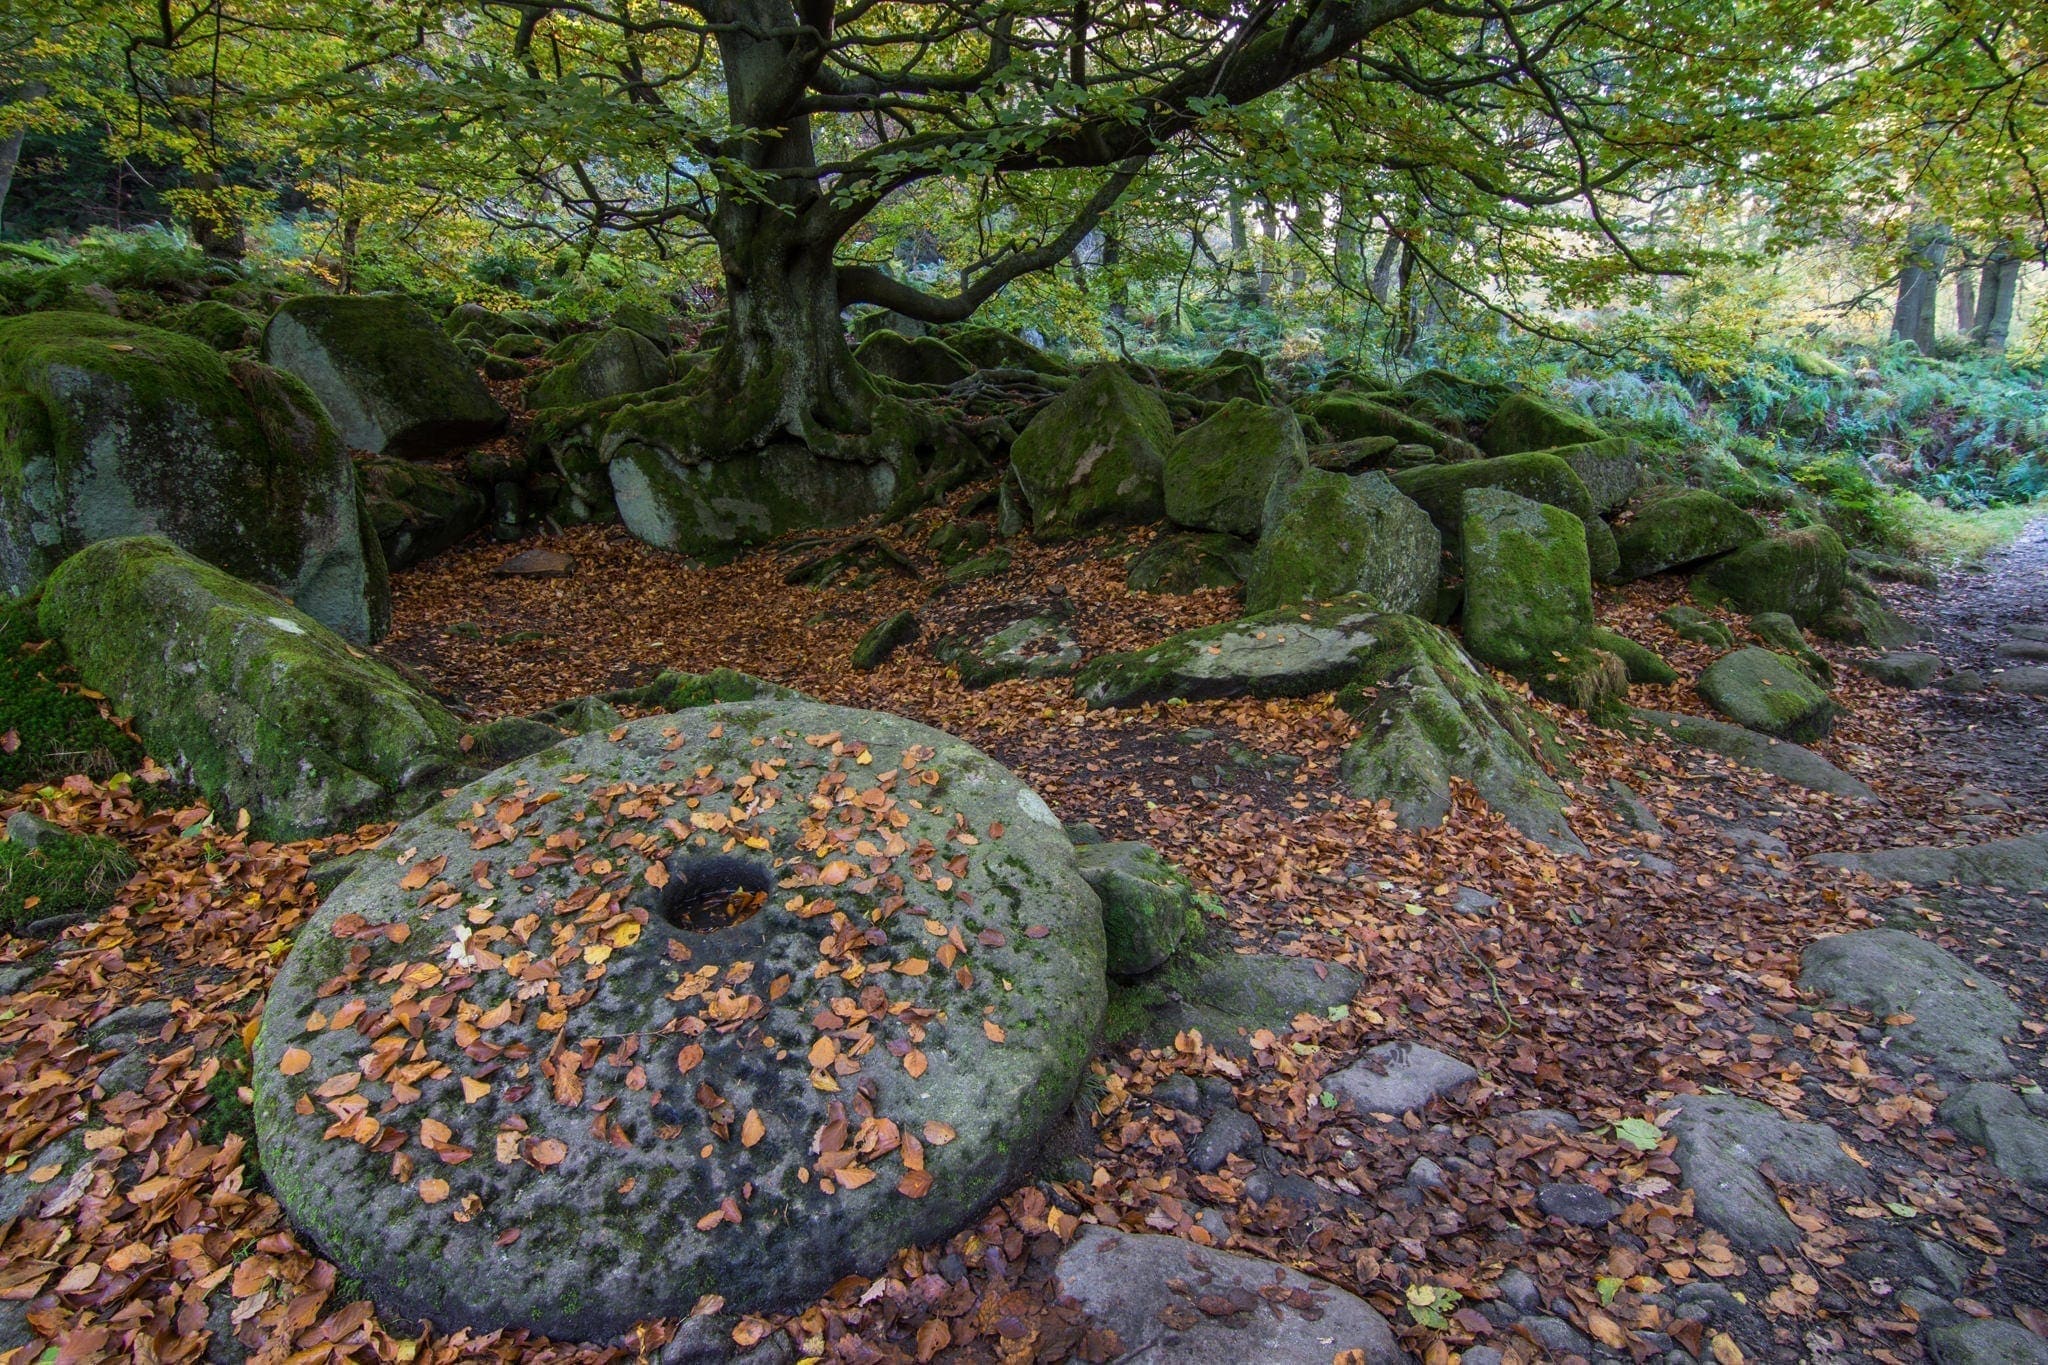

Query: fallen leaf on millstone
left=278, top=1047, right=312, bottom=1076
left=741, top=1110, right=765, bottom=1147
left=418, top=1178, right=450, bottom=1204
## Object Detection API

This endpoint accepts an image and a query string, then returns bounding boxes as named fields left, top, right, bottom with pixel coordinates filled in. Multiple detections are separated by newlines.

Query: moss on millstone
left=1587, top=627, right=1677, bottom=685
left=1696, top=646, right=1836, bottom=742
left=1009, top=364, right=1171, bottom=539
left=36, top=536, right=473, bottom=838
left=1246, top=469, right=1438, bottom=616
left=0, top=594, right=143, bottom=791
left=1692, top=525, right=1847, bottom=624
left=851, top=610, right=919, bottom=670
left=0, top=825, right=136, bottom=930
left=262, top=295, right=508, bottom=458
left=0, top=311, right=383, bottom=643
left=1612, top=490, right=1762, bottom=581
left=1163, top=399, right=1307, bottom=538
left=1459, top=488, right=1592, bottom=673
left=1480, top=392, right=1608, bottom=457
left=1126, top=533, right=1251, bottom=594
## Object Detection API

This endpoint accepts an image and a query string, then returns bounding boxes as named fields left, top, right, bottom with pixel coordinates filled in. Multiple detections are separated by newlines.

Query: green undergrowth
left=0, top=595, right=143, bottom=791
left=0, top=830, right=137, bottom=930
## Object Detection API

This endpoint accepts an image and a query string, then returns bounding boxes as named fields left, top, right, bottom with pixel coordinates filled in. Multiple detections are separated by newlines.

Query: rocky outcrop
left=1162, top=399, right=1306, bottom=539
left=1245, top=469, right=1438, bottom=616
left=1612, top=490, right=1762, bottom=581
left=1010, top=364, right=1171, bottom=539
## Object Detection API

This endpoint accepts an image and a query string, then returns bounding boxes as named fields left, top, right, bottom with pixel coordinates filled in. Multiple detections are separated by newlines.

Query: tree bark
left=1368, top=234, right=1400, bottom=303
left=0, top=81, right=45, bottom=233
left=1972, top=249, right=2020, bottom=352
left=1954, top=266, right=1976, bottom=334
left=1890, top=222, right=1947, bottom=354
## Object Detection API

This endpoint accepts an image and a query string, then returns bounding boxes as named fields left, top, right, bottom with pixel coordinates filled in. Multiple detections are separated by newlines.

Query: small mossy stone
left=355, top=457, right=488, bottom=571
left=945, top=548, right=1012, bottom=584
left=1309, top=394, right=1470, bottom=457
left=851, top=610, right=919, bottom=670
left=1074, top=597, right=1396, bottom=709
left=935, top=614, right=1081, bottom=688
left=0, top=826, right=136, bottom=931
left=159, top=299, right=260, bottom=352
left=1697, top=647, right=1836, bottom=742
left=1479, top=393, right=1607, bottom=457
left=489, top=332, right=549, bottom=360
left=926, top=522, right=992, bottom=566
left=1172, top=361, right=1271, bottom=407
left=529, top=327, right=670, bottom=409
left=1162, top=399, right=1307, bottom=539
left=1657, top=604, right=1736, bottom=648
left=1747, top=612, right=1832, bottom=685
left=1109, top=950, right=1363, bottom=1056
left=1586, top=628, right=1677, bottom=685
left=1817, top=594, right=1923, bottom=649
left=1125, top=533, right=1251, bottom=594
left=1612, top=490, right=1763, bottom=581
left=1075, top=841, right=1200, bottom=977
left=0, top=595, right=144, bottom=790
left=1524, top=645, right=1630, bottom=715
left=1857, top=651, right=1941, bottom=689
left=530, top=695, right=625, bottom=735
left=1459, top=487, right=1593, bottom=674
left=1310, top=436, right=1401, bottom=472
left=1009, top=365, right=1170, bottom=539
left=464, top=716, right=564, bottom=767
left=1694, top=526, right=1847, bottom=625
left=1245, top=469, right=1438, bottom=616
left=262, top=295, right=508, bottom=458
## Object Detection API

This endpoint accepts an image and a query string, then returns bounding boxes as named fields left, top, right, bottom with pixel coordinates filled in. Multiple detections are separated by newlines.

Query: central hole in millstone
left=651, top=851, right=773, bottom=933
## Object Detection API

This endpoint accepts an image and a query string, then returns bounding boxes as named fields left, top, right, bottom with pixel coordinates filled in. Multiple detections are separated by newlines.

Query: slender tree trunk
left=0, top=81, right=45, bottom=233
left=1368, top=234, right=1400, bottom=303
left=1333, top=190, right=1360, bottom=289
left=1393, top=237, right=1419, bottom=357
left=1256, top=205, right=1278, bottom=303
left=1101, top=227, right=1125, bottom=321
left=1890, top=222, right=1947, bottom=354
left=1289, top=199, right=1321, bottom=292
left=1972, top=249, right=2020, bottom=352
left=1955, top=268, right=1976, bottom=334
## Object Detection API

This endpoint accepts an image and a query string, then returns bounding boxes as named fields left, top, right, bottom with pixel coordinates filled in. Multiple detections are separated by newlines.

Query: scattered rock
left=1613, top=490, right=1763, bottom=581
left=1696, top=647, right=1837, bottom=742
left=529, top=326, right=671, bottom=409
left=1312, top=393, right=1472, bottom=459
left=1163, top=399, right=1307, bottom=539
left=1747, top=611, right=1833, bottom=685
left=1940, top=1084, right=2048, bottom=1189
left=1075, top=841, right=1201, bottom=978
left=1924, top=1317, right=2048, bottom=1365
left=1074, top=598, right=1395, bottom=708
left=1190, top=1110, right=1264, bottom=1174
left=1549, top=437, right=1642, bottom=513
left=1807, top=831, right=2048, bottom=892
left=1589, top=628, right=1677, bottom=685
left=357, top=456, right=488, bottom=573
left=1501, top=1109, right=1583, bottom=1137
left=1327, top=1042, right=1479, bottom=1119
left=937, top=613, right=1082, bottom=688
left=39, top=537, right=475, bottom=839
left=1667, top=1094, right=1874, bottom=1250
left=1495, top=1268, right=1542, bottom=1313
left=1479, top=393, right=1609, bottom=458
left=1799, top=929, right=2020, bottom=1080
left=491, top=549, right=574, bottom=578
left=1053, top=1225, right=1405, bottom=1364
left=262, top=294, right=507, bottom=457
left=1010, top=364, right=1171, bottom=539
left=1988, top=666, right=2048, bottom=697
left=850, top=610, right=918, bottom=671
left=1460, top=488, right=1594, bottom=674
left=1126, top=533, right=1252, bottom=594
left=1406, top=1156, right=1448, bottom=1189
left=1537, top=1182, right=1620, bottom=1228
left=1657, top=604, right=1735, bottom=648
left=1245, top=469, right=1439, bottom=616
left=1606, top=780, right=1666, bottom=834
left=1111, top=952, right=1361, bottom=1056
left=1633, top=709, right=1876, bottom=800
left=1693, top=525, right=1847, bottom=624
left=254, top=701, right=1105, bottom=1338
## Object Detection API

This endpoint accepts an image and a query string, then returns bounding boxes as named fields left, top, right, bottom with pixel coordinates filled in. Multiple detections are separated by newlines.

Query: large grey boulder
left=1697, top=647, right=1836, bottom=742
left=254, top=701, right=1105, bottom=1340
left=1480, top=392, right=1608, bottom=457
left=1054, top=1225, right=1404, bottom=1364
left=1010, top=364, right=1171, bottom=539
left=1327, top=1042, right=1479, bottom=1119
left=1925, top=1318, right=2048, bottom=1365
left=1459, top=487, right=1594, bottom=673
left=1549, top=438, right=1641, bottom=514
left=1163, top=400, right=1306, bottom=539
left=1806, top=830, right=2048, bottom=892
left=1633, top=709, right=1876, bottom=800
left=528, top=326, right=671, bottom=409
left=0, top=312, right=385, bottom=643
left=1073, top=598, right=1400, bottom=708
left=37, top=537, right=472, bottom=839
left=262, top=295, right=508, bottom=457
left=1668, top=1094, right=1874, bottom=1250
left=1800, top=929, right=2020, bottom=1080
left=1612, top=490, right=1762, bottom=581
left=1245, top=469, right=1438, bottom=616
left=1940, top=1084, right=2048, bottom=1189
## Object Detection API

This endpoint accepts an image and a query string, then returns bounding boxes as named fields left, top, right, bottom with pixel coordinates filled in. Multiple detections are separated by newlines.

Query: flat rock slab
left=1989, top=666, right=2048, bottom=696
left=1807, top=830, right=2048, bottom=893
left=254, top=701, right=1106, bottom=1340
left=493, top=549, right=576, bottom=577
left=1925, top=1317, right=2048, bottom=1365
left=1327, top=1042, right=1478, bottom=1119
left=1667, top=1094, right=1873, bottom=1251
left=1856, top=651, right=1942, bottom=689
left=1074, top=598, right=1391, bottom=708
left=1632, top=709, right=1876, bottom=801
left=1114, top=952, right=1361, bottom=1057
left=1054, top=1225, right=1404, bottom=1364
left=1940, top=1084, right=2048, bottom=1189
left=1800, top=929, right=2019, bottom=1080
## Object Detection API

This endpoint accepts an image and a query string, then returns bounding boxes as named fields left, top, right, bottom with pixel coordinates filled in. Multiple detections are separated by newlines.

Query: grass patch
left=1, top=596, right=143, bottom=792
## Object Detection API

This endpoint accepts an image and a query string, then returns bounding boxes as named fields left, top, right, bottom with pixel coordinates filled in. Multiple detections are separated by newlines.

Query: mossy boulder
left=927, top=522, right=992, bottom=566
left=1612, top=490, right=1762, bottom=581
left=1075, top=841, right=1201, bottom=977
left=1549, top=437, right=1641, bottom=514
left=1073, top=597, right=1410, bottom=709
left=1817, top=593, right=1923, bottom=650
left=1107, top=948, right=1363, bottom=1056
left=1308, top=436, right=1401, bottom=472
left=159, top=299, right=260, bottom=352
left=1696, top=647, right=1836, bottom=742
left=1333, top=615, right=1584, bottom=853
left=1162, top=399, right=1307, bottom=538
left=1125, top=533, right=1251, bottom=594
left=1309, top=394, right=1473, bottom=458
left=1479, top=392, right=1608, bottom=457
left=1389, top=451, right=1611, bottom=576
left=262, top=294, right=508, bottom=457
left=37, top=536, right=475, bottom=838
left=851, top=609, right=918, bottom=670
left=1172, top=362, right=1271, bottom=407
left=252, top=701, right=1103, bottom=1338
left=1693, top=525, right=1847, bottom=625
left=1657, top=604, right=1735, bottom=647
left=1245, top=469, right=1438, bottom=617
left=1010, top=364, right=1170, bottom=539
left=1856, top=651, right=1941, bottom=689
left=0, top=311, right=386, bottom=643
left=943, top=327, right=1069, bottom=376
left=854, top=331, right=973, bottom=387
left=355, top=456, right=488, bottom=571
left=1748, top=612, right=1833, bottom=685
left=605, top=301, right=673, bottom=349
left=1587, top=627, right=1677, bottom=685
left=935, top=613, right=1082, bottom=688
left=0, top=595, right=144, bottom=790
left=0, top=817, right=136, bottom=930
left=1398, top=369, right=1509, bottom=425
left=528, top=327, right=670, bottom=410
left=1459, top=488, right=1592, bottom=674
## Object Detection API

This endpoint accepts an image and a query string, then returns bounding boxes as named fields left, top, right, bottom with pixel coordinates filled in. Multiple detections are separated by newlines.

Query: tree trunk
left=1368, top=234, right=1400, bottom=303
left=1954, top=267, right=1976, bottom=334
left=1393, top=237, right=1419, bottom=357
left=717, top=214, right=871, bottom=447
left=1890, top=222, right=1947, bottom=354
left=0, top=81, right=45, bottom=233
left=1972, top=250, right=2020, bottom=352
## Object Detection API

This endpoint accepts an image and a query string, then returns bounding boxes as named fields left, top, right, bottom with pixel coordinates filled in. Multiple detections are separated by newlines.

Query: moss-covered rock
left=1107, top=948, right=1362, bottom=1056
left=1817, top=593, right=1923, bottom=649
left=935, top=614, right=1081, bottom=688
left=1459, top=488, right=1592, bottom=674
left=1010, top=364, right=1170, bottom=539
left=1479, top=392, right=1608, bottom=457
left=1612, top=490, right=1762, bottom=581
left=0, top=821, right=135, bottom=931
left=1693, top=525, right=1847, bottom=624
left=1163, top=399, right=1307, bottom=538
left=528, top=327, right=670, bottom=410
left=943, top=328, right=1069, bottom=376
left=1587, top=627, right=1677, bottom=685
left=1856, top=651, right=1941, bottom=689
left=355, top=457, right=487, bottom=571
left=854, top=332, right=973, bottom=388
left=1398, top=369, right=1509, bottom=425
left=0, top=595, right=143, bottom=790
left=159, top=299, right=260, bottom=352
left=37, top=536, right=475, bottom=838
left=1657, top=603, right=1736, bottom=647
left=606, top=301, right=673, bottom=349
left=1549, top=437, right=1641, bottom=514
left=1171, top=362, right=1271, bottom=407
left=1697, top=647, right=1836, bottom=742
left=0, top=311, right=385, bottom=643
left=1333, top=615, right=1584, bottom=853
left=1125, top=532, right=1251, bottom=594
left=1309, top=394, right=1474, bottom=458
left=1075, top=841, right=1200, bottom=977
left=262, top=295, right=508, bottom=458
left=1747, top=612, right=1833, bottom=685
left=1246, top=469, right=1438, bottom=616
left=851, top=609, right=918, bottom=670
left=1309, top=436, right=1401, bottom=472
left=1389, top=451, right=1607, bottom=575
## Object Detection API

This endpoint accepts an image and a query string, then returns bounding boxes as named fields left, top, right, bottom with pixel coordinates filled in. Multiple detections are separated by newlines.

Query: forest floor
left=1, top=495, right=2044, bottom=1365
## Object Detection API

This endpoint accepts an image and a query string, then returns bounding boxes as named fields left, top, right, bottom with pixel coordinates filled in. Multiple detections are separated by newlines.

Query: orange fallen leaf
left=279, top=1047, right=312, bottom=1076
left=418, top=1178, right=451, bottom=1204
left=741, top=1110, right=766, bottom=1148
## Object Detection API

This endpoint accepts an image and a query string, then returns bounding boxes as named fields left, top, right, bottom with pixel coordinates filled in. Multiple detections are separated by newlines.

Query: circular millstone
left=254, top=701, right=1104, bottom=1340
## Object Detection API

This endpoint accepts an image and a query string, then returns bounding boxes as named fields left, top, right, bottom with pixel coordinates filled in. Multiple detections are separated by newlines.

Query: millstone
left=253, top=700, right=1105, bottom=1340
